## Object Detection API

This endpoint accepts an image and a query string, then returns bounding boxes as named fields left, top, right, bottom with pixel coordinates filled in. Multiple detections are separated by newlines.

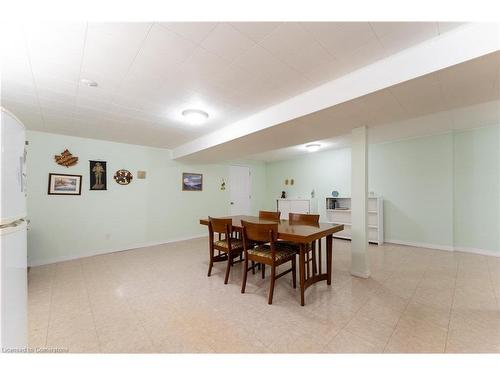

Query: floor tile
left=27, top=238, right=500, bottom=353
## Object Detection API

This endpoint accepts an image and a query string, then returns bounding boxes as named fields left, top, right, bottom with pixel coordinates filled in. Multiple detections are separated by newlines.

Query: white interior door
left=229, top=165, right=251, bottom=215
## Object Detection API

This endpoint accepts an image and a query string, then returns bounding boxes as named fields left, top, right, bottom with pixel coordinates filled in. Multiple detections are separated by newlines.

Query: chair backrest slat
left=259, top=210, right=281, bottom=221
left=241, top=220, right=278, bottom=243
left=288, top=213, right=320, bottom=226
left=208, top=217, right=232, bottom=236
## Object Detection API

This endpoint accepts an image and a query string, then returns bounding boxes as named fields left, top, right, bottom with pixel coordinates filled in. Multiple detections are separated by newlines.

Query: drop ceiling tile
left=450, top=100, right=500, bottom=129
left=442, top=80, right=499, bottom=108
left=158, top=22, right=218, bottom=44
left=127, top=24, right=197, bottom=79
left=151, top=76, right=199, bottom=107
left=337, top=38, right=387, bottom=72
left=82, top=23, right=151, bottom=83
left=375, top=23, right=439, bottom=55
left=438, top=51, right=500, bottom=86
left=38, top=96, right=75, bottom=114
left=200, top=23, right=256, bottom=63
left=76, top=82, right=116, bottom=103
left=357, top=89, right=408, bottom=125
left=230, top=22, right=283, bottom=43
left=117, top=71, right=165, bottom=100
left=34, top=76, right=78, bottom=97
left=26, top=23, right=86, bottom=85
left=233, top=44, right=300, bottom=87
left=259, top=22, right=334, bottom=74
left=41, top=107, right=76, bottom=122
left=370, top=22, right=437, bottom=38
left=209, top=64, right=263, bottom=97
left=25, top=22, right=86, bottom=62
left=76, top=96, right=113, bottom=112
left=178, top=47, right=232, bottom=84
left=390, top=75, right=446, bottom=116
left=302, top=22, right=377, bottom=58
left=437, top=22, right=467, bottom=35
left=303, top=60, right=352, bottom=87
left=1, top=81, right=38, bottom=99
left=1, top=98, right=40, bottom=116
left=0, top=48, right=35, bottom=88
left=86, top=22, right=152, bottom=48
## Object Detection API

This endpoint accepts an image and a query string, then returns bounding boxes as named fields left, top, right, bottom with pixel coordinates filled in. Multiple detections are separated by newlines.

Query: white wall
left=26, top=131, right=266, bottom=266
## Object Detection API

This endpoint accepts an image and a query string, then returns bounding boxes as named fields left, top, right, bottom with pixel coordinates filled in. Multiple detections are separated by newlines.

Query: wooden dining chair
left=276, top=213, right=321, bottom=277
left=207, top=217, right=244, bottom=284
left=259, top=210, right=281, bottom=221
left=241, top=220, right=296, bottom=304
left=253, top=210, right=281, bottom=277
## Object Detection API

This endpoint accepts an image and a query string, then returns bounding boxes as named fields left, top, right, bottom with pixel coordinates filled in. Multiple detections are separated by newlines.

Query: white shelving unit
left=325, top=196, right=384, bottom=245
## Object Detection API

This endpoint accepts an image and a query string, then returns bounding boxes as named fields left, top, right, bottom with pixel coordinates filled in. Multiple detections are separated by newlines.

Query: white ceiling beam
left=172, top=23, right=500, bottom=160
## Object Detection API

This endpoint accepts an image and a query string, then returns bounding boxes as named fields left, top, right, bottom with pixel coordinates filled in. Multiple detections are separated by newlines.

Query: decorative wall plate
left=114, top=169, right=133, bottom=185
left=54, top=149, right=78, bottom=167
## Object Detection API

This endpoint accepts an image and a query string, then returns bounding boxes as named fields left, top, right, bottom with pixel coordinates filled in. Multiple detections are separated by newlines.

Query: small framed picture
left=182, top=172, right=203, bottom=191
left=48, top=173, right=82, bottom=195
left=89, top=160, right=107, bottom=190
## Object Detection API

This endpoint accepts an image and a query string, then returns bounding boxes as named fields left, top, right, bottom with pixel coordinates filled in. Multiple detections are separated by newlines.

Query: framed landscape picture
left=182, top=172, right=203, bottom=191
left=48, top=173, right=82, bottom=195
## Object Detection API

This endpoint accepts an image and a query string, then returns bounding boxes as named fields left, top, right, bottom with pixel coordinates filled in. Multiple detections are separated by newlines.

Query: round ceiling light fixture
left=182, top=109, right=209, bottom=125
left=80, top=78, right=98, bottom=87
left=305, top=143, right=321, bottom=152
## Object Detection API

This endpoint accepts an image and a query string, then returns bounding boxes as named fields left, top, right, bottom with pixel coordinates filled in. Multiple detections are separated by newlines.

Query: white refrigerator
left=0, top=107, right=27, bottom=350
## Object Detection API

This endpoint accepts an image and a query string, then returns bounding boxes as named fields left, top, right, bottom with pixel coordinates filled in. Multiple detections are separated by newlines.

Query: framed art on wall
left=182, top=172, right=203, bottom=191
left=48, top=173, right=82, bottom=195
left=89, top=160, right=107, bottom=190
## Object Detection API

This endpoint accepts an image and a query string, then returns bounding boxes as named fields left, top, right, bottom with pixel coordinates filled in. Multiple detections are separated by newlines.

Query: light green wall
left=265, top=148, right=351, bottom=219
left=26, top=126, right=500, bottom=265
left=369, top=133, right=454, bottom=247
left=453, top=126, right=500, bottom=252
left=26, top=131, right=266, bottom=266
left=265, top=126, right=500, bottom=253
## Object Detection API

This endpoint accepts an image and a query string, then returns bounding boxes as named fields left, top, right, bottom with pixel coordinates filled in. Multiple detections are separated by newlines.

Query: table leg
left=299, top=244, right=306, bottom=306
left=326, top=234, right=333, bottom=285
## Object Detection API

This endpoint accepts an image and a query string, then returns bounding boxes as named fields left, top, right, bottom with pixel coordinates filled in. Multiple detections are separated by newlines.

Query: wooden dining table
left=199, top=215, right=344, bottom=306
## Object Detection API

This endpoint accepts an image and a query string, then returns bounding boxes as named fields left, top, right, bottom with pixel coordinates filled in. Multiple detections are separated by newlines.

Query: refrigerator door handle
left=0, top=218, right=26, bottom=230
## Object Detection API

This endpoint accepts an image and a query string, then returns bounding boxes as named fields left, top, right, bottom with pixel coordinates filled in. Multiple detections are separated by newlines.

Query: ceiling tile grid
left=0, top=21, right=473, bottom=149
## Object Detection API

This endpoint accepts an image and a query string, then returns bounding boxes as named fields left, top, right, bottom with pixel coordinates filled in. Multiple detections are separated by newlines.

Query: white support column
left=351, top=126, right=370, bottom=278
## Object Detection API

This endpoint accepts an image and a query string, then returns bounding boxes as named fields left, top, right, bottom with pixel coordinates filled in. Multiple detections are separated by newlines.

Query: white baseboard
left=386, top=239, right=499, bottom=257
left=28, top=234, right=208, bottom=267
left=453, top=246, right=500, bottom=258
left=385, top=239, right=454, bottom=252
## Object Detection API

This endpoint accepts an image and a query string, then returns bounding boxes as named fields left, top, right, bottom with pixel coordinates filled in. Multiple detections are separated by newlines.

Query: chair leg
left=268, top=265, right=276, bottom=305
left=312, top=241, right=317, bottom=275
left=261, top=264, right=265, bottom=279
left=224, top=251, right=231, bottom=284
left=251, top=261, right=255, bottom=274
left=241, top=257, right=248, bottom=293
left=292, top=256, right=297, bottom=289
left=207, top=246, right=214, bottom=277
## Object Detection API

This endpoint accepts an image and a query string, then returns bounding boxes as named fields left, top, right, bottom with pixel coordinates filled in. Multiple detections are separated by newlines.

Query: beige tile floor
left=28, top=238, right=500, bottom=353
